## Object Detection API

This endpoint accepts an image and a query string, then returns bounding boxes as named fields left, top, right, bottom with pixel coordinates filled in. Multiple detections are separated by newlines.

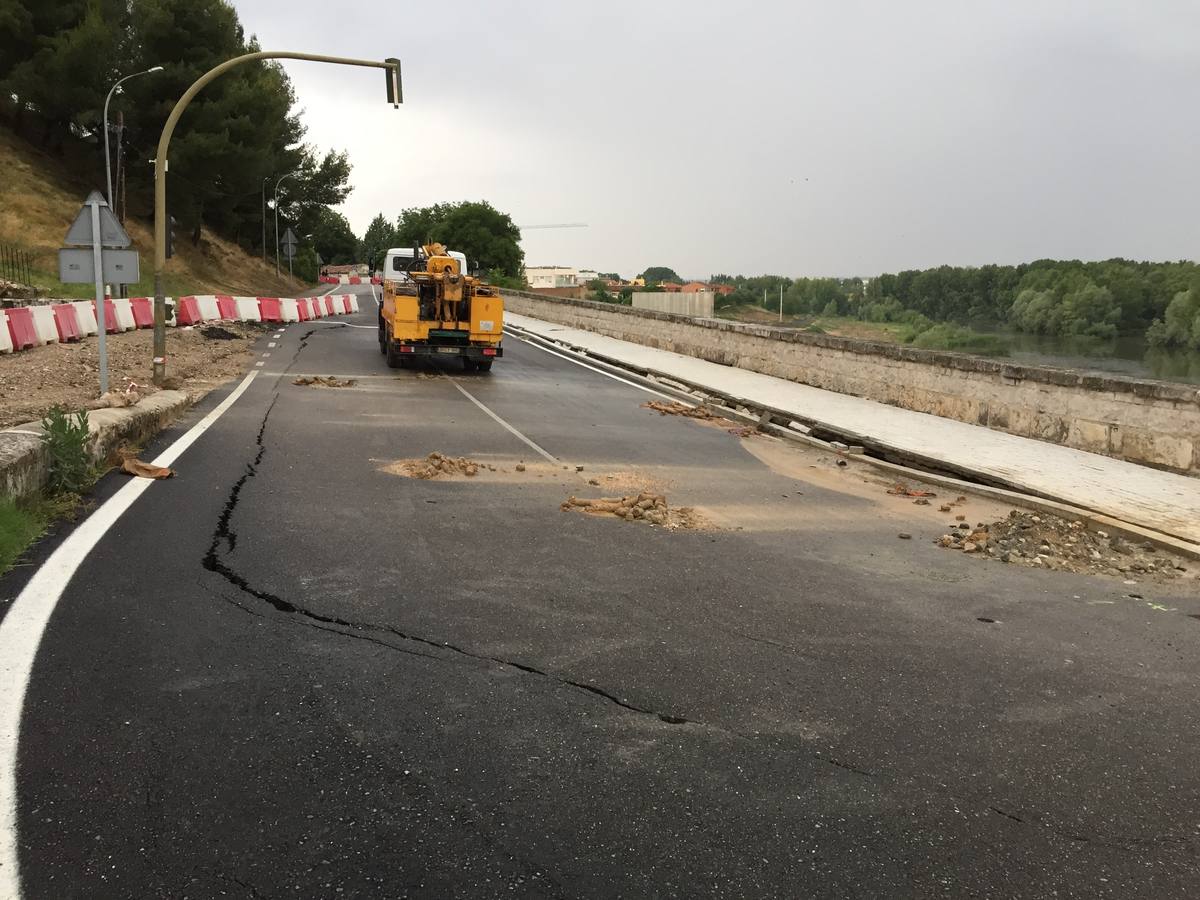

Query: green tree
left=292, top=245, right=319, bottom=283
left=394, top=201, right=523, bottom=277
left=1147, top=288, right=1200, bottom=348
left=2, top=0, right=126, bottom=147
left=358, top=212, right=397, bottom=272
left=640, top=266, right=681, bottom=285
left=308, top=207, right=357, bottom=266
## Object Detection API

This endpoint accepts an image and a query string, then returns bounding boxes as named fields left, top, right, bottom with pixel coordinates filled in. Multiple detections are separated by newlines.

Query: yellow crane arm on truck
left=378, top=243, right=503, bottom=372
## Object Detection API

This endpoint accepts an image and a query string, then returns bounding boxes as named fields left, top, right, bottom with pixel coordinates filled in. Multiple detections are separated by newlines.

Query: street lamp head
left=148, top=66, right=165, bottom=73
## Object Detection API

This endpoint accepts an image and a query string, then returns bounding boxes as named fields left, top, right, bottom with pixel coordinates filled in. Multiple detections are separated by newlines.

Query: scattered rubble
left=935, top=509, right=1193, bottom=582
left=391, top=451, right=494, bottom=479
left=641, top=400, right=719, bottom=419
left=887, top=483, right=937, bottom=498
left=292, top=375, right=357, bottom=388
left=86, top=386, right=143, bottom=409
left=561, top=491, right=707, bottom=530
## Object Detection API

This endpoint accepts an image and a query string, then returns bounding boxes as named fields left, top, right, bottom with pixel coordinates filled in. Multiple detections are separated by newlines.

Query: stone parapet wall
left=502, top=290, right=1200, bottom=475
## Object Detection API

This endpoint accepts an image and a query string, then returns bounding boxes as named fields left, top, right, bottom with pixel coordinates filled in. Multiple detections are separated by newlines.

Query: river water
left=969, top=326, right=1200, bottom=386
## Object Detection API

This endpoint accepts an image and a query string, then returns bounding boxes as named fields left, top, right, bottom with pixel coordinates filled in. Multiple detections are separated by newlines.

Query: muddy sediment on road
left=382, top=452, right=497, bottom=480
left=293, top=375, right=357, bottom=388
left=561, top=491, right=709, bottom=530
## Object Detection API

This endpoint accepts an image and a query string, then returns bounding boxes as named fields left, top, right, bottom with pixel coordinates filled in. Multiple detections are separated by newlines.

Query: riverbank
left=714, top=306, right=1200, bottom=385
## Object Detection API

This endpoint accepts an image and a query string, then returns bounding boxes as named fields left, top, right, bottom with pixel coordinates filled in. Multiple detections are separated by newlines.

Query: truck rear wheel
left=385, top=332, right=401, bottom=369
left=476, top=359, right=493, bottom=373
left=461, top=358, right=478, bottom=372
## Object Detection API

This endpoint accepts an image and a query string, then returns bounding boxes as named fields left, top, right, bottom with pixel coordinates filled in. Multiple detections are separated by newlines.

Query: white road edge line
left=449, top=380, right=559, bottom=464
left=502, top=328, right=682, bottom=403
left=0, top=368, right=260, bottom=899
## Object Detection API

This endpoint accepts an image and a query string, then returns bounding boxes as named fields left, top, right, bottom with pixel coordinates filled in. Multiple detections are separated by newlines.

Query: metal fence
left=0, top=244, right=33, bottom=286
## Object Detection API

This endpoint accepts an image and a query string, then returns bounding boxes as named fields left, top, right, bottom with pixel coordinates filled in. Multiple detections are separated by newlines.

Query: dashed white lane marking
left=0, top=369, right=261, bottom=899
left=255, top=361, right=265, bottom=367
left=268, top=342, right=277, bottom=348
left=261, top=352, right=270, bottom=358
left=449, top=380, right=558, bottom=464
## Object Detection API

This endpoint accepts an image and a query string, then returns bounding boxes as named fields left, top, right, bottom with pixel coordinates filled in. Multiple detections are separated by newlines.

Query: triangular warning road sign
left=281, top=227, right=298, bottom=249
left=64, top=190, right=133, bottom=249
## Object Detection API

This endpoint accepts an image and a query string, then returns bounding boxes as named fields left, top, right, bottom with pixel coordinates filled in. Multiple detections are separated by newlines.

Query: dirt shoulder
left=0, top=323, right=264, bottom=428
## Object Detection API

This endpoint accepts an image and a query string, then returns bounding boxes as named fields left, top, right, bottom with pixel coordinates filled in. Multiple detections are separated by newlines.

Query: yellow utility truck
left=378, top=244, right=503, bottom=371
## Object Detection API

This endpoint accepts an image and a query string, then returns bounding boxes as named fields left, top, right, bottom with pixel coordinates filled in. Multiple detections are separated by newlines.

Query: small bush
left=41, top=407, right=94, bottom=496
left=903, top=323, right=1008, bottom=355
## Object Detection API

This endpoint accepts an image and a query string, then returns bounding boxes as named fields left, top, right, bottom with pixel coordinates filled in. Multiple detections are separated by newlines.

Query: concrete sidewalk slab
left=507, top=312, right=1200, bottom=545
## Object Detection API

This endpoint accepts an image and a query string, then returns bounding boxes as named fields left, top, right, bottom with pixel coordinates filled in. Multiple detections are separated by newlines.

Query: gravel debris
left=935, top=509, right=1193, bottom=582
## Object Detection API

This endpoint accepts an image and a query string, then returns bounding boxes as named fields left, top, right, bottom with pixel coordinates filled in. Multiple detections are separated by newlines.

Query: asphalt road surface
left=3, top=284, right=1197, bottom=898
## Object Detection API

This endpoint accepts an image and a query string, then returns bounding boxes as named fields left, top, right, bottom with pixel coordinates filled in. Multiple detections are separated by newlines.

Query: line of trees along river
left=710, top=259, right=1200, bottom=384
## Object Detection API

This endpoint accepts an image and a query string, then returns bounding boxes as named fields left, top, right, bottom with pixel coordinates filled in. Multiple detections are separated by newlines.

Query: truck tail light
left=482, top=348, right=497, bottom=356
left=399, top=345, right=414, bottom=353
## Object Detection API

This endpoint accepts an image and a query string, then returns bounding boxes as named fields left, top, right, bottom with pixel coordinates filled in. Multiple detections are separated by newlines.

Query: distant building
left=577, top=269, right=600, bottom=285
left=525, top=266, right=579, bottom=289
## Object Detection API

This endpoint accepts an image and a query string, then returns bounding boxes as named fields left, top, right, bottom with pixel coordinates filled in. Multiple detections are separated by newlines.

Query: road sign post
left=281, top=227, right=298, bottom=280
left=59, top=191, right=136, bottom=395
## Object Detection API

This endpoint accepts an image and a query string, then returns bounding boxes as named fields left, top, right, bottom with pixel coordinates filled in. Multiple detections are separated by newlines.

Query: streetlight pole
left=103, top=66, right=164, bottom=208
left=150, top=51, right=402, bottom=383
left=274, top=173, right=295, bottom=277
left=261, top=175, right=271, bottom=262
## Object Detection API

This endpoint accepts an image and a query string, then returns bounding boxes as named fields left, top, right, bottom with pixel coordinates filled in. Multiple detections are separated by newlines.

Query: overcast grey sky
left=237, top=0, right=1199, bottom=280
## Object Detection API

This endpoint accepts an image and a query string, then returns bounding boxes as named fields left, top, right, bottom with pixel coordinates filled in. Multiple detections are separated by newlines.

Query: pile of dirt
left=936, top=509, right=1192, bottom=582
left=560, top=491, right=706, bottom=529
left=642, top=400, right=719, bottom=420
left=392, top=452, right=498, bottom=479
left=199, top=325, right=240, bottom=341
left=293, top=375, right=357, bottom=388
left=0, top=323, right=258, bottom=427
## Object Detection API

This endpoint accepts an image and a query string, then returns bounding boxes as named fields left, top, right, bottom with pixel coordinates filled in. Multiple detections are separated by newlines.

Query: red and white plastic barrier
left=52, top=304, right=82, bottom=342
left=69, top=301, right=99, bottom=336
left=111, top=298, right=137, bottom=332
left=29, top=306, right=60, bottom=346
left=2, top=291, right=359, bottom=356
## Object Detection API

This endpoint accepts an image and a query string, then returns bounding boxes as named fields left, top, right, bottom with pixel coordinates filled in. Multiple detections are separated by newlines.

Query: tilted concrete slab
left=507, top=312, right=1200, bottom=545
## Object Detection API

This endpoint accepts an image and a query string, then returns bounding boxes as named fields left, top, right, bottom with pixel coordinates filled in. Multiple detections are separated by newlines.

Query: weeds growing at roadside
left=41, top=407, right=95, bottom=495
left=0, top=498, right=44, bottom=573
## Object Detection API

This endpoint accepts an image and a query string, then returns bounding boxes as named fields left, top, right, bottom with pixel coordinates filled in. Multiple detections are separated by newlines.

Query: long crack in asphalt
left=200, top=352, right=690, bottom=725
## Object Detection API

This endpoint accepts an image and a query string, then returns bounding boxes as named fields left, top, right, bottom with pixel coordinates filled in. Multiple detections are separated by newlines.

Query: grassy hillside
left=0, top=126, right=306, bottom=298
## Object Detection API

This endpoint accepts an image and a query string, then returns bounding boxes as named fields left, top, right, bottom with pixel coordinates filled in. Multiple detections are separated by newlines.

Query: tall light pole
left=103, top=66, right=164, bottom=207
left=150, top=51, right=402, bottom=383
left=261, top=175, right=271, bottom=261
left=274, top=172, right=295, bottom=277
